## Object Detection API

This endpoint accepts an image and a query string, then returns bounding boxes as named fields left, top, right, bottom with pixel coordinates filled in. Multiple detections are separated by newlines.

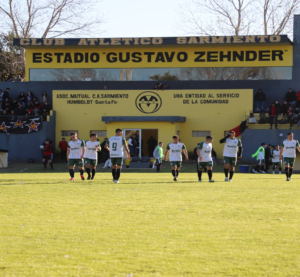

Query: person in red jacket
left=42, top=139, right=53, bottom=169
left=268, top=102, right=280, bottom=129
left=59, top=138, right=68, bottom=163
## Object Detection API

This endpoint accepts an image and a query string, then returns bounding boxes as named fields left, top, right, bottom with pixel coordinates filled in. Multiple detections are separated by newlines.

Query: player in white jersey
left=279, top=132, right=300, bottom=181
left=105, top=128, right=130, bottom=183
left=197, top=136, right=214, bottom=183
left=271, top=145, right=282, bottom=174
left=164, top=135, right=188, bottom=181
left=219, top=131, right=242, bottom=182
left=67, top=132, right=85, bottom=181
left=84, top=133, right=101, bottom=180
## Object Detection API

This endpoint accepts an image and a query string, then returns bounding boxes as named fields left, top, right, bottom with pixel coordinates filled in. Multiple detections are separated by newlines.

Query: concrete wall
left=0, top=111, right=56, bottom=162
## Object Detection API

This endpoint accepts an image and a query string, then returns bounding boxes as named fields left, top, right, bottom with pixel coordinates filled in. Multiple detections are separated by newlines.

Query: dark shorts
left=283, top=157, right=296, bottom=167
left=111, top=158, right=123, bottom=166
left=68, top=159, right=84, bottom=167
left=43, top=155, right=51, bottom=160
left=198, top=161, right=213, bottom=169
left=170, top=161, right=182, bottom=167
left=84, top=158, right=97, bottom=166
left=223, top=156, right=237, bottom=166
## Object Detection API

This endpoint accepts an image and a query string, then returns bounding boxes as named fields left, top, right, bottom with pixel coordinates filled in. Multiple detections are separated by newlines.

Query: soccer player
left=153, top=142, right=164, bottom=172
left=84, top=133, right=101, bottom=180
left=279, top=132, right=300, bottom=181
left=42, top=139, right=53, bottom=170
left=220, top=131, right=242, bottom=182
left=67, top=132, right=85, bottom=181
left=197, top=136, right=214, bottom=182
left=164, top=135, right=188, bottom=181
left=271, top=145, right=282, bottom=174
left=105, top=128, right=130, bottom=183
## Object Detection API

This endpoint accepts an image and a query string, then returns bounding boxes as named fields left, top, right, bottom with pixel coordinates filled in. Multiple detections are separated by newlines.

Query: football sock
left=229, top=171, right=234, bottom=179
left=176, top=170, right=179, bottom=177
left=172, top=170, right=176, bottom=177
left=208, top=170, right=212, bottom=180
left=198, top=170, right=202, bottom=180
left=157, top=164, right=161, bottom=171
left=80, top=170, right=84, bottom=176
left=224, top=168, right=229, bottom=177
left=69, top=169, right=74, bottom=178
left=43, top=162, right=47, bottom=168
left=116, top=169, right=121, bottom=180
left=86, top=168, right=91, bottom=177
left=289, top=168, right=293, bottom=178
left=285, top=167, right=289, bottom=177
left=50, top=162, right=53, bottom=169
left=112, top=169, right=116, bottom=179
left=92, top=169, right=96, bottom=178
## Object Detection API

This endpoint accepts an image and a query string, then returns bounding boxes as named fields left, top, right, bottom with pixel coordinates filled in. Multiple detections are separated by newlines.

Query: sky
left=98, top=0, right=185, bottom=38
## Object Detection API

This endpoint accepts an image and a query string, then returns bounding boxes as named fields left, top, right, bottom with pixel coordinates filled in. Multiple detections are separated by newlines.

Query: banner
left=0, top=118, right=42, bottom=134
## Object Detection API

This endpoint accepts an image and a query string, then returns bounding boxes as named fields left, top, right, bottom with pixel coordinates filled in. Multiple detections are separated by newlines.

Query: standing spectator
left=192, top=144, right=199, bottom=164
left=285, top=88, right=297, bottom=108
left=147, top=136, right=157, bottom=157
left=42, top=101, right=50, bottom=120
left=33, top=100, right=42, bottom=115
left=281, top=101, right=289, bottom=117
left=265, top=144, right=273, bottom=173
left=100, top=138, right=110, bottom=165
left=42, top=139, right=53, bottom=170
left=41, top=91, right=49, bottom=103
left=296, top=90, right=300, bottom=107
left=7, top=76, right=16, bottom=82
left=268, top=102, right=280, bottom=129
left=15, top=102, right=25, bottom=115
left=2, top=98, right=12, bottom=115
left=59, top=138, right=68, bottom=162
left=128, top=134, right=138, bottom=156
left=3, top=88, right=10, bottom=100
left=0, top=89, right=3, bottom=102
left=254, top=89, right=266, bottom=112
left=275, top=101, right=281, bottom=113
left=18, top=92, right=26, bottom=106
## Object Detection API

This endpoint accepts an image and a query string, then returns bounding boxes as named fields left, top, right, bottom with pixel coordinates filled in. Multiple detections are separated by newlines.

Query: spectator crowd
left=0, top=88, right=51, bottom=120
left=254, top=88, right=300, bottom=129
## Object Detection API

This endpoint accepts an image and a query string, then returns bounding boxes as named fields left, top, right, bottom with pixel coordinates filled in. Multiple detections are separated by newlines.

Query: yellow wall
left=53, top=89, right=252, bottom=158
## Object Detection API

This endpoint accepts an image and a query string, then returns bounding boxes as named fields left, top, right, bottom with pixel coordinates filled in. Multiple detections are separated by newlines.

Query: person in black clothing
left=285, top=88, right=297, bottom=108
left=254, top=89, right=266, bottom=112
left=128, top=134, right=138, bottom=156
left=100, top=138, right=109, bottom=163
left=268, top=102, right=280, bottom=129
left=275, top=101, right=281, bottom=113
left=281, top=101, right=289, bottom=117
left=212, top=148, right=217, bottom=164
left=42, top=101, right=50, bottom=120
left=17, top=92, right=26, bottom=106
left=2, top=98, right=12, bottom=115
left=147, top=136, right=157, bottom=157
left=15, top=102, right=25, bottom=115
left=192, top=144, right=199, bottom=164
left=3, top=88, right=10, bottom=100
left=265, top=144, right=272, bottom=173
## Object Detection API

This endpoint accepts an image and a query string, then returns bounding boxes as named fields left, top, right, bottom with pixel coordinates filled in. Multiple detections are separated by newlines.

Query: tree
left=177, top=0, right=300, bottom=37
left=0, top=0, right=105, bottom=77
left=149, top=71, right=179, bottom=81
left=0, top=31, right=23, bottom=81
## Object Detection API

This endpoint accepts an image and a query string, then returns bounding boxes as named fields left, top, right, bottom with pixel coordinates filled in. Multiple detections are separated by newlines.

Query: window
left=30, top=67, right=292, bottom=81
left=61, top=130, right=78, bottom=136
left=90, top=130, right=107, bottom=137
left=192, top=131, right=211, bottom=137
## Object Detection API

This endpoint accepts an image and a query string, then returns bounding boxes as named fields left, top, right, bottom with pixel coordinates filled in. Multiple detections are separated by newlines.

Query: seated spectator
left=33, top=100, right=42, bottom=116
left=285, top=88, right=297, bottom=108
left=11, top=99, right=18, bottom=111
left=15, top=102, right=25, bottom=115
left=281, top=101, right=289, bottom=117
left=42, top=101, right=50, bottom=120
left=164, top=83, right=170, bottom=89
left=254, top=89, right=266, bottom=112
left=41, top=91, right=49, bottom=103
left=268, top=102, right=280, bottom=129
left=0, top=89, right=3, bottom=102
left=2, top=98, right=12, bottom=115
left=0, top=101, right=3, bottom=114
left=25, top=101, right=34, bottom=115
left=154, top=83, right=164, bottom=90
left=27, top=91, right=34, bottom=101
left=25, top=95, right=32, bottom=104
left=17, top=92, right=26, bottom=106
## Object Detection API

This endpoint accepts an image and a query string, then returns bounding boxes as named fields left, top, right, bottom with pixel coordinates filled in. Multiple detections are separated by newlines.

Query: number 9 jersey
left=106, top=136, right=126, bottom=158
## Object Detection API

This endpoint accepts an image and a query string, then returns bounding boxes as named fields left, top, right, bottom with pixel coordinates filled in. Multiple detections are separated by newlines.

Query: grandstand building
left=1, top=15, right=300, bottom=164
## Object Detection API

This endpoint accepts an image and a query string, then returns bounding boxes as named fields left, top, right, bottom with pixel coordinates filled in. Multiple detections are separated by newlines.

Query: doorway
left=124, top=129, right=158, bottom=158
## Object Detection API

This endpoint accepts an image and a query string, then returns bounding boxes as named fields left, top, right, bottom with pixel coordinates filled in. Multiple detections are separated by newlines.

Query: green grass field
left=0, top=163, right=300, bottom=276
